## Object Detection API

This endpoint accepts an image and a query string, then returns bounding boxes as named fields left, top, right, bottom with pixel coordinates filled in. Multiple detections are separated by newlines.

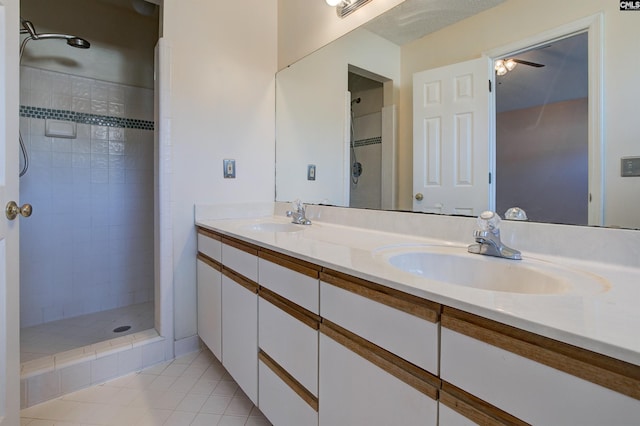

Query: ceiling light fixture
left=326, top=0, right=373, bottom=18
left=495, top=58, right=518, bottom=76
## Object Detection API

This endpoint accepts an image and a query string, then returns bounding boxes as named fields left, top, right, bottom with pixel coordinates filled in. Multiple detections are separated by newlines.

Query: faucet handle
left=477, top=211, right=501, bottom=232
left=292, top=198, right=304, bottom=212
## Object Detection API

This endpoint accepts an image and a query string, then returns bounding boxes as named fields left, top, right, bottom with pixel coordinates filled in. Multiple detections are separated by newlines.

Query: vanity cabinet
left=440, top=307, right=640, bottom=425
left=195, top=224, right=640, bottom=426
left=221, top=237, right=259, bottom=404
left=196, top=228, right=223, bottom=360
left=257, top=250, right=321, bottom=426
left=319, top=270, right=441, bottom=426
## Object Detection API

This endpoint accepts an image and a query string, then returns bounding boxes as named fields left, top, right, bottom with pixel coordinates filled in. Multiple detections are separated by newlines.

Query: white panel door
left=0, top=1, right=21, bottom=424
left=413, top=58, right=491, bottom=215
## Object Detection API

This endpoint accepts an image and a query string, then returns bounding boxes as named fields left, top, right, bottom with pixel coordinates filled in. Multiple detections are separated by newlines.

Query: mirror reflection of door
left=412, top=57, right=491, bottom=216
left=348, top=70, right=387, bottom=209
left=495, top=32, right=588, bottom=225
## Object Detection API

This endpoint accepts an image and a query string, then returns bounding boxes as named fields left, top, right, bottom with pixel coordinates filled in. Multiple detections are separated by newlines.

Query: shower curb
left=20, top=329, right=168, bottom=408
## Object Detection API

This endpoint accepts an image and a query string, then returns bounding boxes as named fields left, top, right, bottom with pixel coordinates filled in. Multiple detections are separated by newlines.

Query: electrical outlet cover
left=307, top=164, right=316, bottom=181
left=223, top=159, right=236, bottom=178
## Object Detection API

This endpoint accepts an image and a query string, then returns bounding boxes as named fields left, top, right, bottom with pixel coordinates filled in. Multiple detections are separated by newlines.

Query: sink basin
left=385, top=246, right=607, bottom=295
left=244, top=222, right=304, bottom=233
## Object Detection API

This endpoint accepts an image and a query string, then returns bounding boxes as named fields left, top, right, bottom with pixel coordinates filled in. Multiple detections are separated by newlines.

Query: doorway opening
left=347, top=65, right=396, bottom=210
left=494, top=32, right=589, bottom=225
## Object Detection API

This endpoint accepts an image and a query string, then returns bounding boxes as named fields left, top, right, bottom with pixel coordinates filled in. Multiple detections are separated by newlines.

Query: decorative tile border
left=20, top=105, right=154, bottom=131
left=353, top=136, right=381, bottom=148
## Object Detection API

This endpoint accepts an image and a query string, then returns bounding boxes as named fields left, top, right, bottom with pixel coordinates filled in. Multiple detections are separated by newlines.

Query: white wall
left=162, top=0, right=277, bottom=342
left=20, top=0, right=158, bottom=88
left=276, top=28, right=400, bottom=206
left=400, top=0, right=640, bottom=227
left=277, top=0, right=404, bottom=69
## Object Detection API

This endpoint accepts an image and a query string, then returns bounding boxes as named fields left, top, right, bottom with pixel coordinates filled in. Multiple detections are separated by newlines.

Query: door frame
left=485, top=13, right=604, bottom=226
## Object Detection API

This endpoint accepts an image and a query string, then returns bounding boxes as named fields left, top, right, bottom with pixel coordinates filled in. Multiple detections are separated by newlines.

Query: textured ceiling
left=364, top=0, right=506, bottom=46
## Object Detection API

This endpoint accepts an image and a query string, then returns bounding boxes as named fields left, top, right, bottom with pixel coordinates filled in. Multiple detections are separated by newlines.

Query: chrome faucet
left=286, top=199, right=312, bottom=225
left=468, top=211, right=521, bottom=260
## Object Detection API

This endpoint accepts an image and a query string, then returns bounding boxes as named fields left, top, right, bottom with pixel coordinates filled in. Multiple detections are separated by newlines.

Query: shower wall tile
left=20, top=66, right=154, bottom=328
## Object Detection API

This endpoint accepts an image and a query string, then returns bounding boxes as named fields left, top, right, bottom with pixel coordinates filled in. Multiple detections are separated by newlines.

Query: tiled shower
left=19, top=66, right=155, bottom=332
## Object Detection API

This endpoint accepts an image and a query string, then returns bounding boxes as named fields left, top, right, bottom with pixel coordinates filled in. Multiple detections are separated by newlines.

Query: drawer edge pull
left=259, top=350, right=319, bottom=412
left=320, top=320, right=440, bottom=400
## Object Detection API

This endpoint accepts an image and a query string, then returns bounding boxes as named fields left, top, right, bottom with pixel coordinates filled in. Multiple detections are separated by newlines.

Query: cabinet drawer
left=259, top=353, right=318, bottom=426
left=258, top=250, right=320, bottom=314
left=441, top=309, right=640, bottom=425
left=197, top=227, right=222, bottom=262
left=319, top=330, right=438, bottom=426
left=222, top=237, right=258, bottom=282
left=320, top=270, right=440, bottom=374
left=259, top=294, right=319, bottom=395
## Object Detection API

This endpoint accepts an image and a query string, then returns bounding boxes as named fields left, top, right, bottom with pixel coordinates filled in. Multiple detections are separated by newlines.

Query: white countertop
left=196, top=214, right=640, bottom=367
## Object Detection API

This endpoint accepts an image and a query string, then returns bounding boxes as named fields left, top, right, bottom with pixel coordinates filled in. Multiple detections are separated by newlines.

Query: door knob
left=415, top=193, right=424, bottom=201
left=6, top=201, right=32, bottom=220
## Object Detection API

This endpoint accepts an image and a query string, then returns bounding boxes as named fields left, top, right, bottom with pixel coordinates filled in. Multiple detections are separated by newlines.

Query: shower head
left=19, top=19, right=91, bottom=54
left=28, top=33, right=91, bottom=49
left=66, top=37, right=91, bottom=49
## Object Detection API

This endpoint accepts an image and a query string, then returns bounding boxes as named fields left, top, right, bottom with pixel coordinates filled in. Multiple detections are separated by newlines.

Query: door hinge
left=489, top=80, right=492, bottom=92
left=489, top=172, right=492, bottom=184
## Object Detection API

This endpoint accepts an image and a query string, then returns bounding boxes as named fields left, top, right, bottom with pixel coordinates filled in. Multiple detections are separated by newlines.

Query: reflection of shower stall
left=18, top=17, right=156, bottom=405
left=348, top=70, right=396, bottom=210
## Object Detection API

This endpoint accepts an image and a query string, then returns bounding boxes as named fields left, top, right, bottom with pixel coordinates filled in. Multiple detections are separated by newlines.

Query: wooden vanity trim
left=259, top=349, right=319, bottom=412
left=197, top=252, right=222, bottom=272
left=197, top=226, right=222, bottom=241
left=442, top=307, right=640, bottom=400
left=221, top=236, right=259, bottom=256
left=320, top=319, right=440, bottom=400
left=440, top=382, right=530, bottom=426
left=259, top=248, right=321, bottom=279
left=259, top=287, right=321, bottom=330
left=320, top=269, right=440, bottom=323
left=222, top=267, right=259, bottom=294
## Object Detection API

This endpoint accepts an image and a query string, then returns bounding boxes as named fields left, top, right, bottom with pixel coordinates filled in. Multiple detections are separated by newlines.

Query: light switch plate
left=223, top=159, right=236, bottom=178
left=621, top=157, right=640, bottom=177
left=307, top=164, right=316, bottom=181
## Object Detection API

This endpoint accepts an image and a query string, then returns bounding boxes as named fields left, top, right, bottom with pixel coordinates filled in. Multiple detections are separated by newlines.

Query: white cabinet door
left=196, top=258, right=222, bottom=360
left=222, top=273, right=258, bottom=404
left=441, top=326, right=640, bottom=425
left=438, top=403, right=477, bottom=426
left=259, top=296, right=318, bottom=396
left=259, top=357, right=318, bottom=426
left=319, top=333, right=437, bottom=426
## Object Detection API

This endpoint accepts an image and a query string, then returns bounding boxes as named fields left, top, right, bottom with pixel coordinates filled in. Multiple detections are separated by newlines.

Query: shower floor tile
left=21, top=302, right=154, bottom=363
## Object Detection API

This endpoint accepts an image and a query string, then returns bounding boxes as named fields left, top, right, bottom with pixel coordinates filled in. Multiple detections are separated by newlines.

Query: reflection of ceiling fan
left=495, top=58, right=545, bottom=75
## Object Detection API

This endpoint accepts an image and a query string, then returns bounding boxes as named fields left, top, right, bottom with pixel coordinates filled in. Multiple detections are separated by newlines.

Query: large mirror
left=275, top=0, right=640, bottom=230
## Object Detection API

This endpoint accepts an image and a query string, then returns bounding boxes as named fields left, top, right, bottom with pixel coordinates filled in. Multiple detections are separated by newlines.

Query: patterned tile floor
left=20, top=348, right=272, bottom=426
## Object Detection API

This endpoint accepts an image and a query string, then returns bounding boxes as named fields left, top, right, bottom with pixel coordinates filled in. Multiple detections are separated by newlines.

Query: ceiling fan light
left=495, top=60, right=507, bottom=76
left=504, top=58, right=517, bottom=71
left=326, top=0, right=342, bottom=6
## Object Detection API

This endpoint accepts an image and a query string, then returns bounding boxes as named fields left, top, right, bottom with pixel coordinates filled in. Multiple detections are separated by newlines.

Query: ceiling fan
left=495, top=58, right=545, bottom=75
